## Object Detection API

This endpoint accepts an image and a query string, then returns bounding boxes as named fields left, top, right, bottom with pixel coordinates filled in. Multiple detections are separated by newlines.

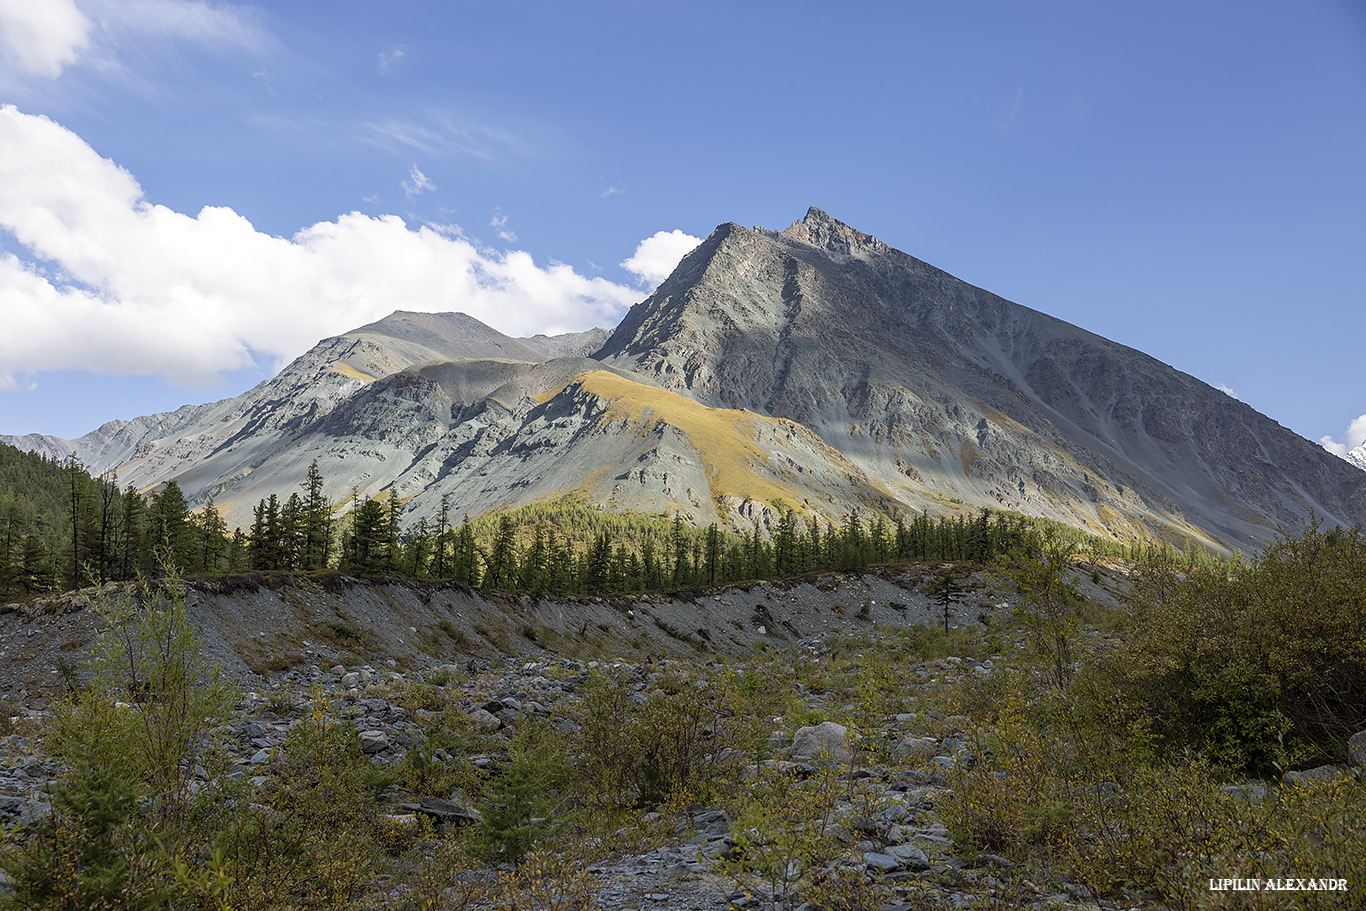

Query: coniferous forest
left=0, top=441, right=1216, bottom=602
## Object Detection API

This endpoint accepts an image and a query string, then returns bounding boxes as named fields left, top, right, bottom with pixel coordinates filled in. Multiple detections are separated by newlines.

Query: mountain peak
left=1346, top=442, right=1366, bottom=473
left=780, top=206, right=888, bottom=258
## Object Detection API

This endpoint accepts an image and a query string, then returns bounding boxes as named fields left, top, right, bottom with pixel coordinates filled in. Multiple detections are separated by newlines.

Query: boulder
left=404, top=796, right=479, bottom=831
left=864, top=851, right=900, bottom=873
left=1220, top=784, right=1267, bottom=804
left=468, top=708, right=501, bottom=732
left=1348, top=730, right=1366, bottom=768
left=886, top=842, right=931, bottom=870
left=894, top=736, right=938, bottom=764
left=791, top=721, right=851, bottom=764
left=359, top=730, right=390, bottom=754
left=1283, top=764, right=1342, bottom=785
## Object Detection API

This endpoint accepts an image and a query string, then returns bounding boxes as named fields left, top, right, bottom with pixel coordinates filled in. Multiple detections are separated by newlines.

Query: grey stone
left=1221, top=784, right=1267, bottom=804
left=880, top=803, right=909, bottom=823
left=1284, top=764, right=1343, bottom=785
left=886, top=843, right=931, bottom=870
left=864, top=851, right=900, bottom=873
left=894, top=736, right=938, bottom=764
left=791, top=721, right=851, bottom=764
left=359, top=730, right=390, bottom=754
left=248, top=748, right=271, bottom=765
left=1348, top=730, right=1366, bottom=768
left=693, top=808, right=730, bottom=836
left=402, top=796, right=479, bottom=830
left=469, top=708, right=501, bottom=732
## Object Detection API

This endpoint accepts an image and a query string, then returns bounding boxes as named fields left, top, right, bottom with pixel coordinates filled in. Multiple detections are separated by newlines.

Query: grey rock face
left=598, top=207, right=1366, bottom=550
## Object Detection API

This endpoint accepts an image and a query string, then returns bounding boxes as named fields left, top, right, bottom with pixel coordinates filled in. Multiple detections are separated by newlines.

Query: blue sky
left=1, top=1, right=1363, bottom=457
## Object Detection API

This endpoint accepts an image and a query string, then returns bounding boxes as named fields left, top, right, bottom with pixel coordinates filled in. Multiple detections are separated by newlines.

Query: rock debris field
left=0, top=567, right=1176, bottom=910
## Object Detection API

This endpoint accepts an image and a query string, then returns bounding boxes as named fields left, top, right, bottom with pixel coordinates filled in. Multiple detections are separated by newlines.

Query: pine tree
left=483, top=516, right=518, bottom=590
left=145, top=482, right=191, bottom=574
left=300, top=459, right=333, bottom=571
left=432, top=493, right=451, bottom=580
left=703, top=524, right=721, bottom=585
left=196, top=499, right=228, bottom=574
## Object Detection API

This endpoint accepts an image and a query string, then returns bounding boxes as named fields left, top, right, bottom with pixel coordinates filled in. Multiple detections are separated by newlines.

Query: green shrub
left=477, top=721, right=571, bottom=863
left=215, top=698, right=380, bottom=909
left=720, top=764, right=844, bottom=909
left=0, top=568, right=234, bottom=910
left=574, top=667, right=756, bottom=808
left=1113, top=523, right=1366, bottom=772
left=942, top=682, right=1366, bottom=909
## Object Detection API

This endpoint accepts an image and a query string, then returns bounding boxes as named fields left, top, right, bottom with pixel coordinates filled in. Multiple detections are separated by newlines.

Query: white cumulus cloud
left=0, top=0, right=91, bottom=78
left=0, top=0, right=265, bottom=93
left=0, top=106, right=646, bottom=389
left=1321, top=413, right=1366, bottom=458
left=620, top=229, right=702, bottom=287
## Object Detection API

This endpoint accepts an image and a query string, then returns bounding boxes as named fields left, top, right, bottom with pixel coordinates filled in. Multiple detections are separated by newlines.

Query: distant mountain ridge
left=6, top=208, right=1364, bottom=553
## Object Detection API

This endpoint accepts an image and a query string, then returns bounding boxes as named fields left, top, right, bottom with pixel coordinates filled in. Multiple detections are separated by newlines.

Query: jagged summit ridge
left=778, top=206, right=890, bottom=258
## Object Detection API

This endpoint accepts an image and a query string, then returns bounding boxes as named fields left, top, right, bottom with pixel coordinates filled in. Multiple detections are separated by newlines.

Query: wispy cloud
left=0, top=106, right=643, bottom=388
left=489, top=210, right=516, bottom=242
left=1321, top=413, right=1366, bottom=457
left=361, top=109, right=530, bottom=163
left=600, top=185, right=624, bottom=198
left=401, top=164, right=434, bottom=197
left=997, top=85, right=1024, bottom=133
left=1215, top=383, right=1237, bottom=399
left=378, top=45, right=405, bottom=75
left=251, top=68, right=275, bottom=96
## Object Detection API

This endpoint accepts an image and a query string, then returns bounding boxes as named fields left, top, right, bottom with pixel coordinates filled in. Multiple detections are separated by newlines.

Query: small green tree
left=995, top=529, right=1082, bottom=688
left=929, top=568, right=966, bottom=634
left=1, top=566, right=234, bottom=909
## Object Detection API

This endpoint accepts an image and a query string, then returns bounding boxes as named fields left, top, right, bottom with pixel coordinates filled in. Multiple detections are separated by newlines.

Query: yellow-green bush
left=1115, top=523, right=1366, bottom=772
left=944, top=687, right=1366, bottom=909
left=215, top=700, right=380, bottom=910
left=720, top=764, right=844, bottom=909
left=0, top=570, right=234, bottom=911
left=574, top=666, right=759, bottom=808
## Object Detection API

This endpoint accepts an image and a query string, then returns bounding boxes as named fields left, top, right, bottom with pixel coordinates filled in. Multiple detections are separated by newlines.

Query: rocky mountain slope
left=6, top=209, right=1364, bottom=552
left=598, top=208, right=1366, bottom=550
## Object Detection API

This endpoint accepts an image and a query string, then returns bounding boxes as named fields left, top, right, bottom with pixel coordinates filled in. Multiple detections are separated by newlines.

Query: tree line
left=1, top=440, right=1223, bottom=601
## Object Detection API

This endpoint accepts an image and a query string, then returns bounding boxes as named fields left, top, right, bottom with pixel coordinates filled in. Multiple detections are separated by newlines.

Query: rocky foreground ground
left=3, top=567, right=1360, bottom=909
left=0, top=635, right=1152, bottom=909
